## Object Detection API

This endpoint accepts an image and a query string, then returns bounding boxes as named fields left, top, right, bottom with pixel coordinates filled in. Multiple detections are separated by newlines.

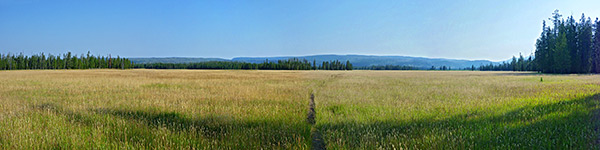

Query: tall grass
left=0, top=70, right=599, bottom=149
left=309, top=71, right=600, bottom=149
left=0, top=70, right=312, bottom=149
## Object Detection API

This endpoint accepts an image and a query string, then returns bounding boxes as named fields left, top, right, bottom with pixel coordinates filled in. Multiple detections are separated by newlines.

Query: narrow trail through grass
left=305, top=72, right=344, bottom=149
left=307, top=93, right=325, bottom=150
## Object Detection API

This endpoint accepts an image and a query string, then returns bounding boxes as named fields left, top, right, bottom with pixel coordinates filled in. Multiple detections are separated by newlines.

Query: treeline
left=355, top=65, right=417, bottom=70
left=0, top=52, right=133, bottom=70
left=478, top=10, right=600, bottom=74
left=135, top=58, right=353, bottom=70
left=478, top=54, right=535, bottom=71
left=355, top=65, right=464, bottom=70
left=430, top=66, right=452, bottom=70
left=534, top=10, right=600, bottom=74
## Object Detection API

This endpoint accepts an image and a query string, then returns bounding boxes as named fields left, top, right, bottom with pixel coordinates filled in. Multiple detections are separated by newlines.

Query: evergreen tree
left=517, top=53, right=525, bottom=71
left=345, top=60, right=352, bottom=70
left=554, top=23, right=571, bottom=73
left=566, top=15, right=579, bottom=73
left=532, top=10, right=600, bottom=74
left=577, top=14, right=594, bottom=73
left=535, top=20, right=549, bottom=73
left=511, top=56, right=517, bottom=71
left=594, top=18, right=600, bottom=73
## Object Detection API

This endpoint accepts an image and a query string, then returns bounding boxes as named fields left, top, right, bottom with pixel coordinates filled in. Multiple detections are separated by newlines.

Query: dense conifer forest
left=0, top=52, right=353, bottom=70
left=534, top=10, right=600, bottom=73
left=134, top=58, right=352, bottom=70
left=0, top=52, right=133, bottom=70
left=481, top=10, right=600, bottom=73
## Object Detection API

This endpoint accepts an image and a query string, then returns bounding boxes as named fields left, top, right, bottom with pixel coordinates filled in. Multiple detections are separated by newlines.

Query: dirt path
left=305, top=73, right=343, bottom=150
left=307, top=93, right=325, bottom=150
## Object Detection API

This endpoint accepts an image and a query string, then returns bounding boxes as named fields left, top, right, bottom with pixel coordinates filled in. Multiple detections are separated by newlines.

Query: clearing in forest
left=0, top=70, right=599, bottom=149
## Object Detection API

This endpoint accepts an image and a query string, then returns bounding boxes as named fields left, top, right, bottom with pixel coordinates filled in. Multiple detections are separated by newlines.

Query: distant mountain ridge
left=232, top=55, right=496, bottom=69
left=130, top=55, right=498, bottom=69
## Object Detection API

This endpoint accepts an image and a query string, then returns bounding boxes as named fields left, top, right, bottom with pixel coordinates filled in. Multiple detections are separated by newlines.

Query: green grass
left=1, top=70, right=599, bottom=149
left=310, top=71, right=600, bottom=149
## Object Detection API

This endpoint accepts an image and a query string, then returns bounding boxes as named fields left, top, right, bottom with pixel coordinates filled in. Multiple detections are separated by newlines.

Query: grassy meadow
left=0, top=70, right=599, bottom=149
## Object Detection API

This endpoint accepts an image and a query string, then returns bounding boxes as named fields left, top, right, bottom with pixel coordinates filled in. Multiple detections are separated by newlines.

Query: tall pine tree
left=577, top=14, right=594, bottom=73
left=593, top=18, right=600, bottom=73
left=566, top=15, right=579, bottom=73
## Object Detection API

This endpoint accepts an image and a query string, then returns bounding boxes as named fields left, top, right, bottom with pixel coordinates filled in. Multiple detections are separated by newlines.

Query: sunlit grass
left=0, top=70, right=599, bottom=149
left=0, top=70, right=312, bottom=149
left=309, top=71, right=600, bottom=149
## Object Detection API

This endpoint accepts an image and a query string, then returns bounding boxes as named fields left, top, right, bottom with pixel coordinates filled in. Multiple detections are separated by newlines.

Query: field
left=1, top=70, right=599, bottom=149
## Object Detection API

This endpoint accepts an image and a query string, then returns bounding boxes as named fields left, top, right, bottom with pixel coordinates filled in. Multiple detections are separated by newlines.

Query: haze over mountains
left=129, top=55, right=498, bottom=69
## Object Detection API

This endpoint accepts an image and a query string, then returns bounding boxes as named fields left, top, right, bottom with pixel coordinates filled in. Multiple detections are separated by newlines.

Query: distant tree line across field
left=354, top=65, right=417, bottom=70
left=135, top=58, right=353, bottom=70
left=0, top=52, right=133, bottom=70
left=0, top=52, right=354, bottom=70
left=477, top=53, right=535, bottom=71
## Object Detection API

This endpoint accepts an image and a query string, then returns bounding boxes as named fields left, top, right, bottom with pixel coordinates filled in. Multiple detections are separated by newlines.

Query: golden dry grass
left=1, top=70, right=599, bottom=149
left=0, top=69, right=312, bottom=149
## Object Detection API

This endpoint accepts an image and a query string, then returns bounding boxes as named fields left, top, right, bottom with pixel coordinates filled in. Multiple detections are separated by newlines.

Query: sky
left=1, top=0, right=600, bottom=61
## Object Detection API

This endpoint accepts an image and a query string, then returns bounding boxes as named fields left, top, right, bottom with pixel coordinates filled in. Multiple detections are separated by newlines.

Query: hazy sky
left=1, top=0, right=600, bottom=61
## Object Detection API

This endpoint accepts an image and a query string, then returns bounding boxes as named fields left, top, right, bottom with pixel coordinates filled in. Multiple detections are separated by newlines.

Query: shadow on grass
left=32, top=104, right=311, bottom=149
left=93, top=108, right=230, bottom=138
left=318, top=94, right=600, bottom=149
left=34, top=103, right=97, bottom=126
left=31, top=94, right=598, bottom=149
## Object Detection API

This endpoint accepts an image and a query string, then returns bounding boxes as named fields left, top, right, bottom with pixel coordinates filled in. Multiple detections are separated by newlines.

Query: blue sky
left=1, top=0, right=600, bottom=61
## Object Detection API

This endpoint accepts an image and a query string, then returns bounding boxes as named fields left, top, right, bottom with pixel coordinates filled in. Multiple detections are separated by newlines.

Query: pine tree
left=593, top=18, right=600, bottom=73
left=555, top=22, right=571, bottom=73
left=511, top=56, right=517, bottom=71
left=518, top=53, right=525, bottom=71
left=535, top=20, right=549, bottom=73
left=566, top=15, right=579, bottom=73
left=577, top=14, right=594, bottom=73
left=346, top=60, right=352, bottom=70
